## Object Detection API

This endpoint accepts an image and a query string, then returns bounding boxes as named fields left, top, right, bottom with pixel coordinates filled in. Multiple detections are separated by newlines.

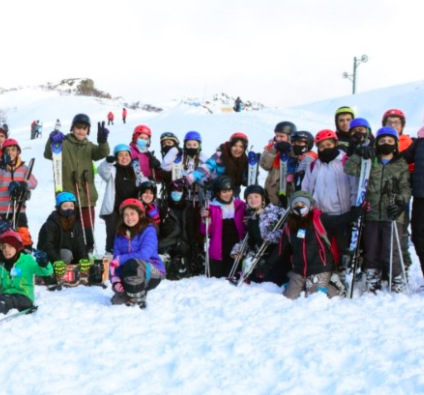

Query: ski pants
left=76, top=206, right=95, bottom=252
left=401, top=200, right=412, bottom=270
left=101, top=212, right=120, bottom=254
left=210, top=258, right=235, bottom=278
left=283, top=271, right=335, bottom=300
left=0, top=293, right=33, bottom=314
left=412, top=197, right=424, bottom=273
left=363, top=221, right=403, bottom=279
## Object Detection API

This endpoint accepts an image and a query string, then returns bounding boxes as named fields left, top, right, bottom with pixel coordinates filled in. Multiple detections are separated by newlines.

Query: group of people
left=0, top=105, right=423, bottom=314
left=107, top=108, right=127, bottom=126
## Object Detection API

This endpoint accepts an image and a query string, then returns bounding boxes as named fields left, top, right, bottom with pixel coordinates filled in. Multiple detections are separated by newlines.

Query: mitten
left=106, top=155, right=116, bottom=164
left=50, top=131, right=66, bottom=144
left=97, top=121, right=109, bottom=144
left=34, top=250, right=49, bottom=268
left=356, top=145, right=375, bottom=160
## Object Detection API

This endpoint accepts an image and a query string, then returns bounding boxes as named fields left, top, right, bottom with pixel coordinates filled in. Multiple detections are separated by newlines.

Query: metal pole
left=352, top=57, right=357, bottom=94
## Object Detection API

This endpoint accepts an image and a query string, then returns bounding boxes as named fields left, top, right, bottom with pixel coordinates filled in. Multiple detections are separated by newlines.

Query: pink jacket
left=129, top=142, right=152, bottom=179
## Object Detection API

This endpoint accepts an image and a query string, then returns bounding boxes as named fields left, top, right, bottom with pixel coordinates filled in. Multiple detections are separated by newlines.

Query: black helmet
left=274, top=121, right=296, bottom=135
left=2, top=123, right=9, bottom=133
left=139, top=181, right=157, bottom=199
left=213, top=175, right=234, bottom=194
left=291, top=131, right=314, bottom=151
left=70, top=113, right=91, bottom=131
left=244, top=184, right=265, bottom=201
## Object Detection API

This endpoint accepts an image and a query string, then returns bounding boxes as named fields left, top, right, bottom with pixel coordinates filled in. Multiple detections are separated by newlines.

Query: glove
left=200, top=207, right=209, bottom=218
left=53, top=260, right=66, bottom=277
left=1, top=153, right=11, bottom=167
left=111, top=276, right=125, bottom=293
left=387, top=203, right=404, bottom=220
left=9, top=181, right=27, bottom=198
left=97, top=121, right=109, bottom=144
left=79, top=259, right=91, bottom=275
left=50, top=131, right=66, bottom=144
left=356, top=145, right=375, bottom=160
left=0, top=217, right=12, bottom=234
left=148, top=153, right=161, bottom=170
left=34, top=250, right=49, bottom=268
left=109, top=258, right=120, bottom=276
left=274, top=141, right=292, bottom=154
left=106, top=155, right=116, bottom=164
left=349, top=206, right=363, bottom=221
left=350, top=131, right=365, bottom=146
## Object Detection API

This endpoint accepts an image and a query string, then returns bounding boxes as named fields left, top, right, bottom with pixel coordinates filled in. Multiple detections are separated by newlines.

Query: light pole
left=343, top=55, right=368, bottom=94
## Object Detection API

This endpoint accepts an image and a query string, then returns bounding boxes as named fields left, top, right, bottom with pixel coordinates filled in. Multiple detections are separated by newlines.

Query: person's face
left=247, top=193, right=263, bottom=210
left=378, top=136, right=396, bottom=146
left=337, top=114, right=353, bottom=133
left=185, top=140, right=200, bottom=149
left=350, top=126, right=367, bottom=136
left=219, top=189, right=233, bottom=202
left=275, top=132, right=289, bottom=142
left=73, top=124, right=89, bottom=141
left=5, top=146, right=18, bottom=161
left=230, top=141, right=245, bottom=158
left=141, top=190, right=154, bottom=204
left=385, top=116, right=403, bottom=135
left=293, top=139, right=307, bottom=148
left=162, top=139, right=175, bottom=147
left=117, top=151, right=131, bottom=166
left=2, top=242, right=17, bottom=259
left=0, top=134, right=6, bottom=148
left=60, top=201, right=75, bottom=210
left=139, top=133, right=150, bottom=141
left=123, top=207, right=141, bottom=227
left=317, top=140, right=336, bottom=151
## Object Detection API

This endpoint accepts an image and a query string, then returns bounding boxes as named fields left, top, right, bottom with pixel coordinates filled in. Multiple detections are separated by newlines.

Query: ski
left=0, top=306, right=38, bottom=325
left=278, top=153, right=289, bottom=196
left=346, top=157, right=372, bottom=298
left=51, top=141, right=63, bottom=194
left=172, top=154, right=184, bottom=180
left=247, top=149, right=259, bottom=185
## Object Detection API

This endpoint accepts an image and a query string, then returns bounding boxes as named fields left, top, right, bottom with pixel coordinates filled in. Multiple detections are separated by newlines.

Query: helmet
left=274, top=121, right=297, bottom=135
left=168, top=179, right=185, bottom=192
left=184, top=131, right=202, bottom=143
left=132, top=125, right=152, bottom=142
left=349, top=117, right=371, bottom=131
left=335, top=106, right=355, bottom=119
left=70, top=114, right=91, bottom=131
left=2, top=138, right=21, bottom=153
left=314, top=129, right=338, bottom=144
left=0, top=230, right=23, bottom=252
left=119, top=198, right=145, bottom=214
left=213, top=175, right=234, bottom=194
left=56, top=192, right=77, bottom=207
left=382, top=109, right=406, bottom=126
left=113, top=144, right=131, bottom=156
left=160, top=132, right=179, bottom=145
left=244, top=184, right=265, bottom=201
left=291, top=131, right=314, bottom=150
left=230, top=132, right=248, bottom=145
left=376, top=127, right=399, bottom=141
left=139, top=181, right=157, bottom=198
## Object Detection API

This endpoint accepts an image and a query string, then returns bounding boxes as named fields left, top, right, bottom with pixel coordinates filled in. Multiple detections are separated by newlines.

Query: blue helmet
left=184, top=131, right=202, bottom=143
left=113, top=144, right=131, bottom=156
left=56, top=192, right=77, bottom=207
left=349, top=118, right=371, bottom=131
left=376, top=127, right=398, bottom=141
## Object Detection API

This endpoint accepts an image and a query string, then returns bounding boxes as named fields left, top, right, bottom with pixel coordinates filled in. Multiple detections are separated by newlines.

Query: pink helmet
left=314, top=129, right=338, bottom=144
left=132, top=125, right=152, bottom=142
left=2, top=138, right=21, bottom=153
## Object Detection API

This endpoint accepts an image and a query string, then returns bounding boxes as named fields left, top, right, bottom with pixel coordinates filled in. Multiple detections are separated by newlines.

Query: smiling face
left=117, top=151, right=131, bottom=166
left=72, top=124, right=89, bottom=141
left=219, top=189, right=233, bottom=203
left=230, top=140, right=245, bottom=158
left=123, top=207, right=141, bottom=227
left=141, top=189, right=155, bottom=204
left=247, top=193, right=263, bottom=210
left=337, top=114, right=353, bottom=133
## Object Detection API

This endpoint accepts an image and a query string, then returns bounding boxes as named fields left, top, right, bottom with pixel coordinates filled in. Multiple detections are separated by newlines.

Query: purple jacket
left=113, top=225, right=165, bottom=276
left=200, top=198, right=246, bottom=261
left=129, top=142, right=152, bottom=179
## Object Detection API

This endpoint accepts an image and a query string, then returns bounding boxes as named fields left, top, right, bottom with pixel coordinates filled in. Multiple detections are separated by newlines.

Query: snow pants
left=283, top=271, right=336, bottom=300
left=101, top=211, right=120, bottom=254
left=0, top=294, right=33, bottom=314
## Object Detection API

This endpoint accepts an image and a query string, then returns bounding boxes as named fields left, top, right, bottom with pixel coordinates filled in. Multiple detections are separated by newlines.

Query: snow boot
left=123, top=276, right=147, bottom=308
left=391, top=275, right=405, bottom=294
left=365, top=269, right=381, bottom=293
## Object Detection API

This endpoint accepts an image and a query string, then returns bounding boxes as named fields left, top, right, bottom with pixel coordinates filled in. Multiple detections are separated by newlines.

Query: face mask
left=293, top=206, right=309, bottom=217
left=292, top=145, right=307, bottom=156
left=60, top=209, right=74, bottom=218
left=378, top=143, right=396, bottom=155
left=137, top=139, right=148, bottom=149
left=185, top=148, right=198, bottom=157
left=171, top=191, right=183, bottom=202
left=318, top=147, right=339, bottom=163
left=162, top=145, right=173, bottom=155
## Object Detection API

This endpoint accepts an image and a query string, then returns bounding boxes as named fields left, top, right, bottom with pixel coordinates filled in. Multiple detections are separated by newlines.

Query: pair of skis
left=247, top=147, right=260, bottom=185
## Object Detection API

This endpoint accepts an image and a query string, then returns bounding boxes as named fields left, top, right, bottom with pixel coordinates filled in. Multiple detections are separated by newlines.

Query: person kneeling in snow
left=278, top=191, right=361, bottom=300
left=0, top=231, right=53, bottom=314
left=110, top=199, right=165, bottom=308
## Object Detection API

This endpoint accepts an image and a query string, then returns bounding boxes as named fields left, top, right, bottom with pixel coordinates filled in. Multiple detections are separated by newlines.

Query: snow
left=1, top=82, right=424, bottom=395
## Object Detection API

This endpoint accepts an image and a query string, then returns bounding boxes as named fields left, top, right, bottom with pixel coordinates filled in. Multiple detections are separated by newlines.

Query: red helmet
left=382, top=109, right=406, bottom=126
left=132, top=125, right=152, bottom=142
left=2, top=138, right=21, bottom=153
left=315, top=129, right=338, bottom=144
left=230, top=132, right=248, bottom=144
left=119, top=198, right=145, bottom=214
left=0, top=230, right=23, bottom=252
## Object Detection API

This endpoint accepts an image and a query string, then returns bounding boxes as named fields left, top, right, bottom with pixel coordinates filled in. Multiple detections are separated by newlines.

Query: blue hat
left=113, top=144, right=131, bottom=156
left=56, top=192, right=77, bottom=207
left=376, top=127, right=398, bottom=141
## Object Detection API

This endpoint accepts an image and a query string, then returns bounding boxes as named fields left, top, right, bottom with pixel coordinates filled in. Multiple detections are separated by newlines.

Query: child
left=0, top=138, right=38, bottom=249
left=345, top=127, right=411, bottom=293
left=0, top=125, right=8, bottom=150
left=37, top=192, right=89, bottom=282
left=279, top=192, right=360, bottom=299
left=110, top=198, right=165, bottom=308
left=346, top=118, right=375, bottom=158
left=98, top=144, right=147, bottom=254
left=334, top=106, right=355, bottom=151
left=200, top=175, right=246, bottom=278
left=0, top=230, right=53, bottom=314
left=44, top=114, right=110, bottom=254
left=138, top=181, right=160, bottom=225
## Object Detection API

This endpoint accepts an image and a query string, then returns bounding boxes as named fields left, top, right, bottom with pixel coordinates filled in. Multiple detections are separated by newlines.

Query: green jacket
left=0, top=253, right=53, bottom=302
left=344, top=153, right=411, bottom=223
left=44, top=134, right=110, bottom=207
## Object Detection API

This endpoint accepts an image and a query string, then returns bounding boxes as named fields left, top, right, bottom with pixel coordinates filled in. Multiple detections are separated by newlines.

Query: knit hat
left=0, top=230, right=23, bottom=252
left=290, top=191, right=314, bottom=216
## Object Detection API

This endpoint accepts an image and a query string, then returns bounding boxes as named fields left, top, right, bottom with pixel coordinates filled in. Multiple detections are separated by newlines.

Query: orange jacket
left=399, top=134, right=414, bottom=172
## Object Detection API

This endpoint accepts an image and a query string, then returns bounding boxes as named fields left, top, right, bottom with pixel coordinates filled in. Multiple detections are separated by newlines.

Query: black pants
left=412, top=197, right=424, bottom=273
left=210, top=258, right=235, bottom=278
left=401, top=200, right=412, bottom=269
left=0, top=294, right=33, bottom=314
left=101, top=212, right=120, bottom=253
left=121, top=259, right=162, bottom=293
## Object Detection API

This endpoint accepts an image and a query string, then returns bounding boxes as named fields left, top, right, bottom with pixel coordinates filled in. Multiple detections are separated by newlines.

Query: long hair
left=183, top=151, right=200, bottom=171
left=287, top=211, right=313, bottom=233
left=220, top=142, right=248, bottom=186
left=116, top=214, right=158, bottom=238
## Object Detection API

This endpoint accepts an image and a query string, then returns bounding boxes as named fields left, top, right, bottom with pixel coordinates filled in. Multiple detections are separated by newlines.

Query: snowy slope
left=0, top=86, right=424, bottom=395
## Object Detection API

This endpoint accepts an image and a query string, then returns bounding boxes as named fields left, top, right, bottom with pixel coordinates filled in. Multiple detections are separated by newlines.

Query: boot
left=329, top=272, right=346, bottom=297
left=365, top=269, right=381, bottom=294
left=391, top=275, right=405, bottom=294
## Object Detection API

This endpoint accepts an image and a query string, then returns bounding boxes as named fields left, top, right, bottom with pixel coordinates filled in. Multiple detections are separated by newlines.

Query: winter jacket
left=97, top=160, right=147, bottom=216
left=302, top=151, right=357, bottom=215
left=129, top=142, right=153, bottom=179
left=107, top=112, right=114, bottom=120
left=344, top=153, right=411, bottom=223
left=0, top=159, right=37, bottom=213
left=336, top=131, right=350, bottom=152
left=44, top=134, right=110, bottom=207
left=0, top=253, right=53, bottom=302
left=159, top=204, right=194, bottom=251
left=402, top=138, right=424, bottom=197
left=113, top=225, right=165, bottom=275
left=145, top=203, right=160, bottom=225
left=200, top=198, right=245, bottom=261
left=37, top=211, right=87, bottom=263
left=398, top=134, right=414, bottom=173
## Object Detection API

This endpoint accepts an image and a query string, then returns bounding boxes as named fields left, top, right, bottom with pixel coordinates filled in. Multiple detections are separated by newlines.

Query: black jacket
left=402, top=138, right=424, bottom=198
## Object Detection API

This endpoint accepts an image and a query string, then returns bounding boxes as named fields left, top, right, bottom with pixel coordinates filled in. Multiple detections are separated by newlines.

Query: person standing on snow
left=122, top=108, right=127, bottom=124
left=107, top=111, right=114, bottom=126
left=334, top=106, right=355, bottom=152
left=234, top=97, right=243, bottom=112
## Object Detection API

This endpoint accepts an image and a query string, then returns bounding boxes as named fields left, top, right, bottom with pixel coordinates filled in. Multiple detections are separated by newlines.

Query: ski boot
left=365, top=269, right=381, bottom=294
left=123, top=276, right=147, bottom=309
left=391, top=275, right=405, bottom=294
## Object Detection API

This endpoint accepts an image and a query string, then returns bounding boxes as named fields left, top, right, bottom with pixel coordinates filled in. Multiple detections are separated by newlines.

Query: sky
left=2, top=0, right=424, bottom=108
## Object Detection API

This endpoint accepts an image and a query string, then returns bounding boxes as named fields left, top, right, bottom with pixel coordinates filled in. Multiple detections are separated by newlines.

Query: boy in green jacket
left=0, top=230, right=53, bottom=314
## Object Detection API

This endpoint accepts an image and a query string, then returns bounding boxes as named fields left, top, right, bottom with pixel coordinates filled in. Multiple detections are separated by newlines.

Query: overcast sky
left=2, top=0, right=423, bottom=107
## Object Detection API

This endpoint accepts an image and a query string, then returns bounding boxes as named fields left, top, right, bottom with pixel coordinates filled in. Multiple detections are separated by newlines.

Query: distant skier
left=122, top=108, right=127, bottom=124
left=34, top=121, right=42, bottom=139
left=30, top=120, right=37, bottom=140
left=107, top=111, right=114, bottom=126
left=234, top=97, right=243, bottom=112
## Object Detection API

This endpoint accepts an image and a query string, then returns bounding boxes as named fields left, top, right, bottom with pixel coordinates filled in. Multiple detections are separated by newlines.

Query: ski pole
left=228, top=233, right=249, bottom=279
left=204, top=192, right=211, bottom=278
left=82, top=170, right=97, bottom=256
left=73, top=171, right=87, bottom=246
left=12, top=158, right=35, bottom=229
left=393, top=219, right=410, bottom=294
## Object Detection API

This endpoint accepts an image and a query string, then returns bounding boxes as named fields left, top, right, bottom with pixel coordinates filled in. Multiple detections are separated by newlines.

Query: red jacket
left=107, top=112, right=114, bottom=120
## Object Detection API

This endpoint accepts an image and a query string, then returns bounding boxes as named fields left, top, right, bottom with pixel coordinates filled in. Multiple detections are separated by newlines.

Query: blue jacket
left=113, top=225, right=165, bottom=276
